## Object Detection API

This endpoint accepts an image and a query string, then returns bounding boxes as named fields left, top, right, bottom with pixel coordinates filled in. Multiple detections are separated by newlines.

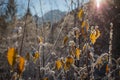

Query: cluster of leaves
left=7, top=47, right=40, bottom=79
left=6, top=7, right=98, bottom=80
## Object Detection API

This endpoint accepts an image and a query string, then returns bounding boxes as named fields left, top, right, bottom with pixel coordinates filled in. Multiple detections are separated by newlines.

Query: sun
left=96, top=0, right=102, bottom=8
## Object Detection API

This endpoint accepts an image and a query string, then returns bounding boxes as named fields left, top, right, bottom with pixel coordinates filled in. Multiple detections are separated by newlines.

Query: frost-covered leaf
left=55, top=59, right=62, bottom=70
left=69, top=40, right=75, bottom=47
left=66, top=56, right=74, bottom=65
left=95, top=53, right=108, bottom=68
left=63, top=56, right=74, bottom=71
left=90, top=31, right=96, bottom=44
left=33, top=51, right=40, bottom=63
left=37, top=36, right=43, bottom=44
left=75, top=48, right=81, bottom=60
left=81, top=21, right=86, bottom=28
left=78, top=9, right=84, bottom=20
left=90, top=28, right=100, bottom=44
left=63, top=35, right=68, bottom=45
left=95, top=29, right=100, bottom=39
left=81, top=21, right=89, bottom=38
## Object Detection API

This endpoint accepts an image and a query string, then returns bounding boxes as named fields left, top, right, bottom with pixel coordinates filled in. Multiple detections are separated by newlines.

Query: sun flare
left=96, top=0, right=102, bottom=8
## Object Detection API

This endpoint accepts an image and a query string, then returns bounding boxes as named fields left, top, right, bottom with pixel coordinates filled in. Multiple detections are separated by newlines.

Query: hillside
left=34, top=9, right=66, bottom=24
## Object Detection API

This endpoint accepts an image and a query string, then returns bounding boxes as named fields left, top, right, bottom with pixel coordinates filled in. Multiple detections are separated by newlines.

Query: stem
left=39, top=0, right=45, bottom=76
left=19, top=0, right=30, bottom=55
left=108, top=23, right=113, bottom=80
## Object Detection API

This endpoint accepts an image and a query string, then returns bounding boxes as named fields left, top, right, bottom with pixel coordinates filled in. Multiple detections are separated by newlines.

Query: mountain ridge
left=34, top=9, right=66, bottom=24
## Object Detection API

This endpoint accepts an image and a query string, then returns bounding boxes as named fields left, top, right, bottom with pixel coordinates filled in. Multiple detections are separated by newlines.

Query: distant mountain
left=34, top=9, right=66, bottom=24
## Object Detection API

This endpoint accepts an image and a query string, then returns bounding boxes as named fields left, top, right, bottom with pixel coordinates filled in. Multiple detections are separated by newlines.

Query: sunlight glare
left=96, top=0, right=102, bottom=8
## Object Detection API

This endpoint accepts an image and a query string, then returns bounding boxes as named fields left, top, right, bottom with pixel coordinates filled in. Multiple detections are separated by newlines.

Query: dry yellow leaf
left=33, top=51, right=40, bottom=63
left=81, top=21, right=89, bottom=30
left=38, top=36, right=43, bottom=44
left=61, top=56, right=74, bottom=71
left=78, top=9, right=84, bottom=20
left=18, top=56, right=25, bottom=75
left=7, top=48, right=17, bottom=67
left=63, top=36, right=68, bottom=45
left=90, top=32, right=96, bottom=44
left=97, top=58, right=102, bottom=65
left=64, top=56, right=74, bottom=71
left=95, top=29, right=100, bottom=39
left=106, top=64, right=109, bottom=74
left=81, top=21, right=86, bottom=28
left=90, top=29, right=100, bottom=44
left=75, top=48, right=81, bottom=60
left=55, top=59, right=62, bottom=70
left=81, top=21, right=89, bottom=38
left=34, top=51, right=40, bottom=59
left=42, top=77, right=48, bottom=80
left=66, top=56, right=74, bottom=64
left=64, top=63, right=69, bottom=71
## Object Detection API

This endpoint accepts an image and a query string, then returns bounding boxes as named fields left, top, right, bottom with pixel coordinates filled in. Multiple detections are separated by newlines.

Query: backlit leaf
left=75, top=48, right=81, bottom=60
left=7, top=48, right=17, bottom=68
left=55, top=59, right=62, bottom=70
left=63, top=35, right=68, bottom=45
left=33, top=51, right=40, bottom=63
left=64, top=63, right=69, bottom=71
left=18, top=56, right=25, bottom=75
left=64, top=56, right=74, bottom=70
left=81, top=21, right=86, bottom=28
left=95, top=29, right=100, bottom=38
left=90, top=29, right=100, bottom=44
left=90, top=31, right=96, bottom=44
left=78, top=9, right=84, bottom=20
left=37, top=36, right=43, bottom=44
left=106, top=64, right=109, bottom=74
left=81, top=21, right=89, bottom=38
left=66, top=56, right=74, bottom=65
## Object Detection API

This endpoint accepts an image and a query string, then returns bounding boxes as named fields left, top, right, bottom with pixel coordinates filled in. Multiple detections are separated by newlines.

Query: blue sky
left=16, top=0, right=70, bottom=17
left=16, top=0, right=89, bottom=17
left=30, top=0, right=70, bottom=16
